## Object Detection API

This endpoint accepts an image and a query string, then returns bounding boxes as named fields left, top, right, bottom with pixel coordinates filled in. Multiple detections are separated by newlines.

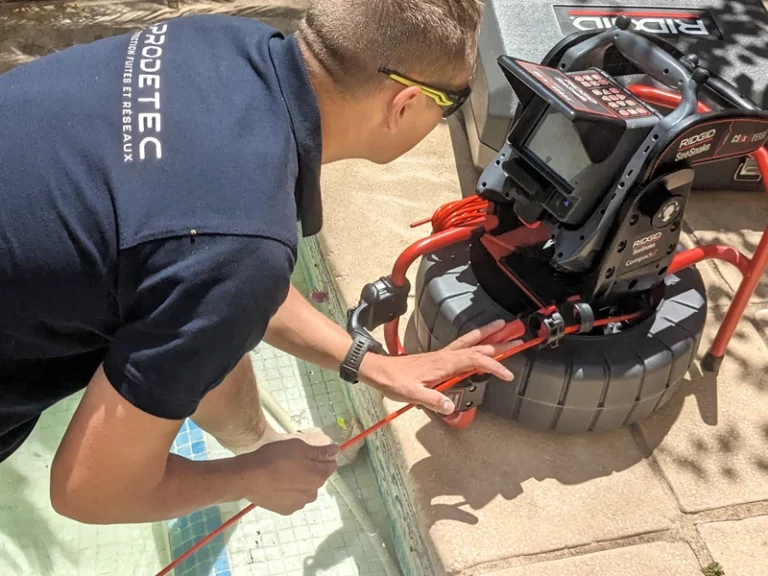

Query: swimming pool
left=0, top=237, right=415, bottom=576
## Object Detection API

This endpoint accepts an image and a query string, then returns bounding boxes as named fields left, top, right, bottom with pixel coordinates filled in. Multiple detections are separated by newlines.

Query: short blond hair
left=297, top=0, right=483, bottom=93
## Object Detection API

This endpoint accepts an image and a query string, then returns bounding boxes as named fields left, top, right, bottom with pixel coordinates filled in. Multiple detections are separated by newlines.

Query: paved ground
left=319, top=121, right=768, bottom=576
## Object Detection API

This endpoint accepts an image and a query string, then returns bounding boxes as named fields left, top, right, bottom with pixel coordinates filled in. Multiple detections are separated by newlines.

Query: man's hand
left=238, top=438, right=338, bottom=515
left=265, top=286, right=522, bottom=416
left=358, top=320, right=520, bottom=415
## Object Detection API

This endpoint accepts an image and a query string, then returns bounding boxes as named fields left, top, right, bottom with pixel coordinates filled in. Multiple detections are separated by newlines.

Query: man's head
left=297, top=0, right=484, bottom=164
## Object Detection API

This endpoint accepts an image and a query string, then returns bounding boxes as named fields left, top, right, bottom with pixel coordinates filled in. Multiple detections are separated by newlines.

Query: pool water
left=0, top=392, right=172, bottom=575
left=0, top=243, right=398, bottom=576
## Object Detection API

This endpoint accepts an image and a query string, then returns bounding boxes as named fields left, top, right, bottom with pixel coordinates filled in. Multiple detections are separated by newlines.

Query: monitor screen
left=524, top=109, right=592, bottom=188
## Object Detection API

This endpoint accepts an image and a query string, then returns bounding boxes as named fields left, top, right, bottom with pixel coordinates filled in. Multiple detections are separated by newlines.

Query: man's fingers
left=310, top=459, right=338, bottom=482
left=470, top=340, right=523, bottom=359
left=399, top=381, right=456, bottom=415
left=307, top=442, right=340, bottom=463
left=444, top=319, right=506, bottom=351
left=469, top=354, right=515, bottom=381
left=449, top=350, right=515, bottom=381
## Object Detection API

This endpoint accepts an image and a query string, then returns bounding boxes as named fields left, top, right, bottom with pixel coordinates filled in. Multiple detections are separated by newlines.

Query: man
left=0, top=0, right=516, bottom=523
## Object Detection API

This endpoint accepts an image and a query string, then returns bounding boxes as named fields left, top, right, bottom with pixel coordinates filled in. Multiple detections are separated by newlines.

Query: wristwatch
left=340, top=333, right=383, bottom=384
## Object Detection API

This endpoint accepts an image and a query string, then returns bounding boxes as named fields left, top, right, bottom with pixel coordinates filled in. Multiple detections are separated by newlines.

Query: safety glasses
left=379, top=67, right=471, bottom=118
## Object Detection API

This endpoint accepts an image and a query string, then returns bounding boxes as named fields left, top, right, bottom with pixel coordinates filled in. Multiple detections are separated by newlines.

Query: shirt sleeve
left=102, top=234, right=295, bottom=420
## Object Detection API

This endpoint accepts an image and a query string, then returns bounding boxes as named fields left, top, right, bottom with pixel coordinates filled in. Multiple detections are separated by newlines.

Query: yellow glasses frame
left=379, top=67, right=472, bottom=118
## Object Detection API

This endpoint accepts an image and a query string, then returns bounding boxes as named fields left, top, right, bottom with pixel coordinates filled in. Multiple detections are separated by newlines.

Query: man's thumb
left=309, top=443, right=340, bottom=462
left=413, top=386, right=455, bottom=415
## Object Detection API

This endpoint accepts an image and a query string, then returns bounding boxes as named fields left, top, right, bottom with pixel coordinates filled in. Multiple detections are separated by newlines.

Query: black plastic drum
left=404, top=241, right=708, bottom=433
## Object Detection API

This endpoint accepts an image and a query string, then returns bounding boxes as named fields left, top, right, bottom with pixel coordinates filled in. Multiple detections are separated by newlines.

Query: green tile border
left=297, top=235, right=436, bottom=576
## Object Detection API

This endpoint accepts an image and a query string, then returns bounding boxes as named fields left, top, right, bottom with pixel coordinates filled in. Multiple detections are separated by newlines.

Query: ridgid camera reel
left=346, top=17, right=768, bottom=433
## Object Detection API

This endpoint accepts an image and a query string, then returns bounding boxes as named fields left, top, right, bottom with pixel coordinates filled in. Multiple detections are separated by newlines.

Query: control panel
left=570, top=71, right=654, bottom=118
left=485, top=57, right=662, bottom=227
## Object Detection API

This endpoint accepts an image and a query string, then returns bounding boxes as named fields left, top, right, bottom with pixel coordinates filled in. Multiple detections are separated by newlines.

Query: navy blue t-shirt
left=0, top=16, right=323, bottom=427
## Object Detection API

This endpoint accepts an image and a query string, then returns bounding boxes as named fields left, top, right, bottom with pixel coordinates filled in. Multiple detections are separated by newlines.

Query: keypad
left=574, top=72, right=611, bottom=89
left=570, top=70, right=654, bottom=118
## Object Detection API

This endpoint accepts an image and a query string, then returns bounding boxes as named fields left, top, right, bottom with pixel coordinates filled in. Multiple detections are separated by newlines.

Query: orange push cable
left=410, top=194, right=488, bottom=232
left=155, top=310, right=639, bottom=576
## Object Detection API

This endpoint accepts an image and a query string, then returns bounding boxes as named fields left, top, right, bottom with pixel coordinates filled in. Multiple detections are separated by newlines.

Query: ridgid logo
left=553, top=7, right=723, bottom=40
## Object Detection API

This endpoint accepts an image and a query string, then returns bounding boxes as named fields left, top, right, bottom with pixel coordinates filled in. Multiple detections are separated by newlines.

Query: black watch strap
left=340, top=334, right=382, bottom=383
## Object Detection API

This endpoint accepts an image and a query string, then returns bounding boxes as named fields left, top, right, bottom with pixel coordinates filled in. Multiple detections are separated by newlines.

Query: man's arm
left=264, top=285, right=517, bottom=415
left=50, top=365, right=337, bottom=524
left=263, top=284, right=361, bottom=373
left=51, top=365, right=246, bottom=523
left=48, top=235, right=339, bottom=524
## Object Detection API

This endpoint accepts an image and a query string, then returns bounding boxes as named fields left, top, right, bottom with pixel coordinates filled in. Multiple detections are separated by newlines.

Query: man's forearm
left=264, top=284, right=355, bottom=372
left=118, top=455, right=247, bottom=523
left=264, top=285, right=386, bottom=382
left=52, top=449, right=250, bottom=524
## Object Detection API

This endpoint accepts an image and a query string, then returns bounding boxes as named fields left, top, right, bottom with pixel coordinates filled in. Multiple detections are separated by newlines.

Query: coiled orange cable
left=410, top=194, right=489, bottom=232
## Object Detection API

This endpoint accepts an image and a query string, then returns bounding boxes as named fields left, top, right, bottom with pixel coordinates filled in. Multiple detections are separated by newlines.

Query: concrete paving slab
left=683, top=190, right=768, bottom=306
left=752, top=304, right=768, bottom=347
left=390, top=407, right=678, bottom=574
left=698, top=515, right=768, bottom=576
left=485, top=541, right=703, bottom=576
left=638, top=306, right=768, bottom=513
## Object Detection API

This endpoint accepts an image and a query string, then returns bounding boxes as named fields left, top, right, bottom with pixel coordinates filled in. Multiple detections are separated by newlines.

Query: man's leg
left=190, top=354, right=331, bottom=455
left=189, top=354, right=274, bottom=454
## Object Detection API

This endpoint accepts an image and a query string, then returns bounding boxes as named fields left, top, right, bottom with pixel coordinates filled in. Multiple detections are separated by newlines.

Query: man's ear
left=386, top=85, right=422, bottom=132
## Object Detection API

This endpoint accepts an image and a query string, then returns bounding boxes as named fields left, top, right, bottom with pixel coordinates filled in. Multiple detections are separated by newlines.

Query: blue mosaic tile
left=167, top=419, right=232, bottom=576
left=213, top=554, right=231, bottom=575
left=192, top=441, right=206, bottom=455
left=189, top=426, right=204, bottom=443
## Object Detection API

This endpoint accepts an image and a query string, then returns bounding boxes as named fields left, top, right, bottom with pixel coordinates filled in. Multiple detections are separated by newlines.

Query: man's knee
left=191, top=353, right=267, bottom=450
